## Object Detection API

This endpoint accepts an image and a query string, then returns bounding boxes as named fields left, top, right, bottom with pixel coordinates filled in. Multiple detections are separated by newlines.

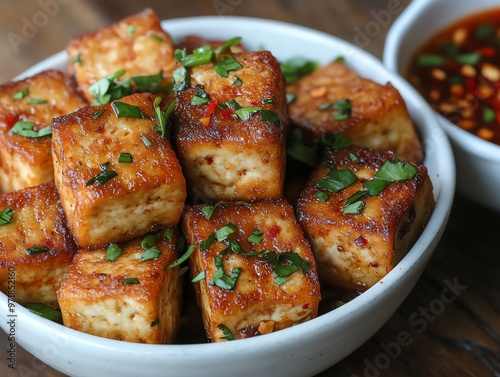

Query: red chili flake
left=302, top=303, right=310, bottom=310
left=221, top=108, right=233, bottom=120
left=466, top=78, right=476, bottom=94
left=205, top=99, right=218, bottom=117
left=5, top=114, right=18, bottom=129
left=354, top=236, right=368, bottom=247
left=479, top=47, right=495, bottom=57
left=268, top=225, right=280, bottom=237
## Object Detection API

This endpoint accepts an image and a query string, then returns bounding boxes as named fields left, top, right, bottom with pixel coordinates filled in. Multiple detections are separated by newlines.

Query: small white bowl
left=384, top=0, right=500, bottom=212
left=0, top=16, right=455, bottom=377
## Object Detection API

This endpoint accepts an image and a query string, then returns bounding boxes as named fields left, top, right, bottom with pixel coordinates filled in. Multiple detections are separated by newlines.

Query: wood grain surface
left=1, top=1, right=499, bottom=376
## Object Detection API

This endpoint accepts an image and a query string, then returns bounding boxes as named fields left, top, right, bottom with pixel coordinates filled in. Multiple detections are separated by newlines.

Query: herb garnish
left=9, top=121, right=51, bottom=138
left=209, top=257, right=242, bottom=290
left=214, top=56, right=243, bottom=78
left=0, top=207, right=14, bottom=225
left=26, top=246, right=50, bottom=255
left=93, top=109, right=106, bottom=120
left=111, top=101, right=144, bottom=118
left=217, top=324, right=235, bottom=341
left=200, top=233, right=216, bottom=251
left=167, top=245, right=196, bottom=269
left=191, top=85, right=211, bottom=105
left=118, top=153, right=133, bottom=163
left=343, top=158, right=418, bottom=215
left=140, top=135, right=152, bottom=147
left=285, top=129, right=319, bottom=167
left=314, top=168, right=358, bottom=193
left=29, top=98, right=47, bottom=104
left=119, top=278, right=139, bottom=284
left=86, top=161, right=117, bottom=186
left=247, top=228, right=263, bottom=243
left=215, top=223, right=237, bottom=242
left=280, top=57, right=319, bottom=83
left=140, top=234, right=162, bottom=262
left=12, top=87, right=29, bottom=100
left=105, top=243, right=123, bottom=262
left=191, top=270, right=206, bottom=283
left=214, top=36, right=241, bottom=57
left=26, top=303, right=62, bottom=321
left=201, top=205, right=216, bottom=220
left=318, top=99, right=352, bottom=120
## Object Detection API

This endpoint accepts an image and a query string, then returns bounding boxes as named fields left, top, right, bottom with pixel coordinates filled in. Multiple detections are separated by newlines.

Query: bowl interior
left=1, top=16, right=455, bottom=377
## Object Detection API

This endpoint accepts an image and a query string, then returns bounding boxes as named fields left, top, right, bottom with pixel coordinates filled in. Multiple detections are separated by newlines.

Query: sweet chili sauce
left=407, top=9, right=500, bottom=146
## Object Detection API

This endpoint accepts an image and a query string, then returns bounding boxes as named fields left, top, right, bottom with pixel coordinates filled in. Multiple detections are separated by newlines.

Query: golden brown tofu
left=51, top=93, right=186, bottom=248
left=0, top=69, right=86, bottom=193
left=67, top=8, right=176, bottom=103
left=297, top=145, right=434, bottom=290
left=0, top=182, right=77, bottom=308
left=174, top=51, right=287, bottom=202
left=288, top=62, right=423, bottom=163
left=57, top=231, right=181, bottom=343
left=182, top=200, right=321, bottom=342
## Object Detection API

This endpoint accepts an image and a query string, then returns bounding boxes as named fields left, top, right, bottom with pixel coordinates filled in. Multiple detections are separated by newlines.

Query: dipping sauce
left=408, top=9, right=500, bottom=146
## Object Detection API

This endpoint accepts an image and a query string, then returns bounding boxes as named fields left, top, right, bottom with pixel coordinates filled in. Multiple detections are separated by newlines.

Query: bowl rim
left=0, top=14, right=456, bottom=370
left=383, top=0, right=500, bottom=159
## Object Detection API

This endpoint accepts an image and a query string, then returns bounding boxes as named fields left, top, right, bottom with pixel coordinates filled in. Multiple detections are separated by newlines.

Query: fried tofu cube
left=0, top=69, right=86, bottom=193
left=51, top=93, right=186, bottom=248
left=288, top=62, right=423, bottom=163
left=0, top=182, right=77, bottom=308
left=182, top=199, right=321, bottom=342
left=297, top=145, right=434, bottom=290
left=174, top=51, right=287, bottom=202
left=57, top=231, right=182, bottom=343
left=67, top=8, right=176, bottom=103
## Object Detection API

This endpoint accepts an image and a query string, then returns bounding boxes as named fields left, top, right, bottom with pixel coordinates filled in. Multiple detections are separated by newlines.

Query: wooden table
left=1, top=1, right=499, bottom=376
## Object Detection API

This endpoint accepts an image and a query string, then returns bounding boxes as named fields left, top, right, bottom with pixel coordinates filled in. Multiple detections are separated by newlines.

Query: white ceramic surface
left=384, top=0, right=500, bottom=212
left=0, top=16, right=455, bottom=377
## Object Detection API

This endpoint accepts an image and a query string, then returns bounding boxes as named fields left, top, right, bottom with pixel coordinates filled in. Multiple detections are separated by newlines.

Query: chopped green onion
left=119, top=278, right=139, bottom=284
left=262, top=98, right=274, bottom=105
left=343, top=200, right=365, bottom=215
left=9, top=121, right=51, bottom=138
left=167, top=245, right=196, bottom=269
left=247, top=228, right=263, bottom=243
left=111, top=101, right=144, bottom=118
left=417, top=53, right=446, bottom=67
left=321, top=132, right=352, bottom=151
left=261, top=110, right=280, bottom=124
left=26, top=246, right=50, bottom=255
left=86, top=162, right=117, bottom=186
left=215, top=56, right=243, bottom=78
left=29, top=98, right=47, bottom=104
left=150, top=317, right=159, bottom=327
left=150, top=33, right=165, bottom=42
left=286, top=93, right=296, bottom=104
left=191, top=270, right=206, bottom=283
left=105, top=243, right=123, bottom=262
left=26, top=303, right=62, bottom=321
left=349, top=152, right=358, bottom=162
left=332, top=99, right=352, bottom=120
left=127, top=25, right=135, bottom=36
left=314, top=168, right=358, bottom=193
left=476, top=25, right=494, bottom=40
left=13, top=87, right=29, bottom=100
left=71, top=54, right=82, bottom=64
left=93, top=109, right=106, bottom=119
left=217, top=324, right=235, bottom=341
left=201, top=205, right=216, bottom=220
left=164, top=227, right=174, bottom=241
left=0, top=207, right=15, bottom=225
left=334, top=56, right=345, bottom=62
left=235, top=106, right=261, bottom=121
left=314, top=191, right=330, bottom=202
left=200, top=232, right=216, bottom=251
left=215, top=223, right=237, bottom=242
left=214, top=36, right=241, bottom=56
left=280, top=57, right=319, bottom=83
left=88, top=69, right=129, bottom=105
left=141, top=247, right=162, bottom=262
left=232, top=76, right=242, bottom=86
left=191, top=85, right=210, bottom=105
left=140, top=135, right=152, bottom=147
left=484, top=107, right=497, bottom=122
left=172, top=65, right=191, bottom=92
left=456, top=53, right=481, bottom=65
left=118, top=152, right=133, bottom=163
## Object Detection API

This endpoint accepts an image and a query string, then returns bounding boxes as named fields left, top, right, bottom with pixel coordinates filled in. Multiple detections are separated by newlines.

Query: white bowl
left=384, top=0, right=500, bottom=212
left=0, top=16, right=455, bottom=377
